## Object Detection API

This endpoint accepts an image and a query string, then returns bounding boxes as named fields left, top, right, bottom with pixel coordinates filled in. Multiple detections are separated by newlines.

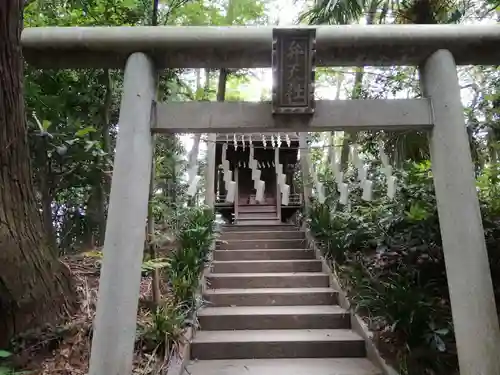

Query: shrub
left=308, top=161, right=458, bottom=374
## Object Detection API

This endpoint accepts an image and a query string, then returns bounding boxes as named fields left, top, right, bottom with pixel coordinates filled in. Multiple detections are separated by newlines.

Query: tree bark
left=0, top=0, right=75, bottom=346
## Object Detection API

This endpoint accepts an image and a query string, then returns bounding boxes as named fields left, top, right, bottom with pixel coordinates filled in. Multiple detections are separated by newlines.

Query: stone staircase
left=237, top=204, right=281, bottom=226
left=183, top=224, right=382, bottom=375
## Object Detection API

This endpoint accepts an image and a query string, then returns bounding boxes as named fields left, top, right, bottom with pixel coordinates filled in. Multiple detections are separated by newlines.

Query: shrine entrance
left=214, top=132, right=301, bottom=225
left=21, top=24, right=500, bottom=375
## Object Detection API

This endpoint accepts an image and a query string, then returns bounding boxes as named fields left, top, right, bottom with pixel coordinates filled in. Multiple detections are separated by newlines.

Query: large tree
left=0, top=0, right=75, bottom=346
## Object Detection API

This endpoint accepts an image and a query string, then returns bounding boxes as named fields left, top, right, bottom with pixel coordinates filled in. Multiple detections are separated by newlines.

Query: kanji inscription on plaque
left=272, top=28, right=316, bottom=115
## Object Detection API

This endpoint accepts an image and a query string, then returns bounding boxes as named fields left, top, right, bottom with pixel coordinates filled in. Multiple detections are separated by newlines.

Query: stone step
left=213, top=249, right=314, bottom=261
left=198, top=305, right=350, bottom=330
left=237, top=219, right=283, bottom=226
left=191, top=329, right=366, bottom=360
left=217, top=239, right=306, bottom=250
left=204, top=287, right=338, bottom=306
left=206, top=272, right=330, bottom=289
left=212, top=259, right=322, bottom=273
left=238, top=213, right=278, bottom=220
left=238, top=205, right=277, bottom=213
left=222, top=224, right=297, bottom=232
left=184, top=358, right=383, bottom=375
left=221, top=231, right=305, bottom=241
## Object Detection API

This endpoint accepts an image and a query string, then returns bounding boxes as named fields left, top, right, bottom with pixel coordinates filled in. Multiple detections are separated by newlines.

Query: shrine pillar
left=421, top=49, right=500, bottom=375
left=299, top=133, right=311, bottom=213
left=205, top=133, right=217, bottom=209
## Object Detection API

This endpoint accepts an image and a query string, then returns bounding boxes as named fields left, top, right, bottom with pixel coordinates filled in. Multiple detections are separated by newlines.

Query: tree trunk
left=35, top=137, right=58, bottom=254
left=187, top=134, right=201, bottom=207
left=39, top=162, right=57, bottom=253
left=152, top=0, right=160, bottom=26
left=217, top=68, right=228, bottom=102
left=340, top=0, right=379, bottom=169
left=0, top=0, right=75, bottom=346
left=340, top=67, right=364, bottom=169
left=187, top=70, right=203, bottom=206
left=86, top=68, right=113, bottom=248
left=328, top=71, right=343, bottom=163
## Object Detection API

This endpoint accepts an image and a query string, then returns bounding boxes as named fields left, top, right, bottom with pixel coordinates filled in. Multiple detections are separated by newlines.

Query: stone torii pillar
left=421, top=49, right=500, bottom=375
left=88, top=52, right=156, bottom=375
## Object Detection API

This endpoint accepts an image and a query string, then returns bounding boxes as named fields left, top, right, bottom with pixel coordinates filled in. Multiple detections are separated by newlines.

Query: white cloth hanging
left=339, top=183, right=349, bottom=205
left=379, top=142, right=389, bottom=167
left=362, top=180, right=373, bottom=201
left=281, top=184, right=290, bottom=206
left=226, top=181, right=236, bottom=202
left=336, top=171, right=344, bottom=189
left=278, top=173, right=286, bottom=187
left=255, top=180, right=265, bottom=203
left=384, top=165, right=393, bottom=179
left=276, top=163, right=284, bottom=176
left=252, top=168, right=261, bottom=181
left=358, top=164, right=368, bottom=183
left=317, top=182, right=326, bottom=204
left=222, top=143, right=227, bottom=161
left=223, top=169, right=233, bottom=183
left=387, top=176, right=397, bottom=199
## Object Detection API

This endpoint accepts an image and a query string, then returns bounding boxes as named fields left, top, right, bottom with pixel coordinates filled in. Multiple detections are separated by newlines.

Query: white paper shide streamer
left=387, top=176, right=397, bottom=199
left=316, top=182, right=325, bottom=203
left=379, top=141, right=397, bottom=199
left=226, top=181, right=236, bottom=203
left=339, top=183, right=349, bottom=205
left=272, top=147, right=291, bottom=206
left=223, top=169, right=232, bottom=184
left=309, top=163, right=325, bottom=204
left=220, top=143, right=235, bottom=203
left=358, top=164, right=368, bottom=183
left=362, top=180, right=373, bottom=201
left=281, top=183, right=290, bottom=206
left=255, top=180, right=265, bottom=203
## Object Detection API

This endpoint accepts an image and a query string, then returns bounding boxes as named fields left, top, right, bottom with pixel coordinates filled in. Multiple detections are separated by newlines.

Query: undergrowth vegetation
left=307, top=160, right=500, bottom=375
left=138, top=206, right=215, bottom=359
left=139, top=207, right=215, bottom=362
left=3, top=206, right=215, bottom=374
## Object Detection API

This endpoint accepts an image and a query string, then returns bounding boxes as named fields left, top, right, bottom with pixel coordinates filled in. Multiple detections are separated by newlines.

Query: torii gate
left=22, top=25, right=500, bottom=375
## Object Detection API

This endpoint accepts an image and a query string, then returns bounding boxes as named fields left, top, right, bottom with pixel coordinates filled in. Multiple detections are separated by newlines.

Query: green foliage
left=168, top=207, right=215, bottom=310
left=138, top=206, right=215, bottom=357
left=83, top=250, right=172, bottom=274
left=477, top=163, right=500, bottom=214
left=138, top=300, right=187, bottom=356
left=0, top=352, right=10, bottom=359
left=307, top=161, right=455, bottom=374
left=0, top=350, right=28, bottom=375
left=308, top=155, right=500, bottom=373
